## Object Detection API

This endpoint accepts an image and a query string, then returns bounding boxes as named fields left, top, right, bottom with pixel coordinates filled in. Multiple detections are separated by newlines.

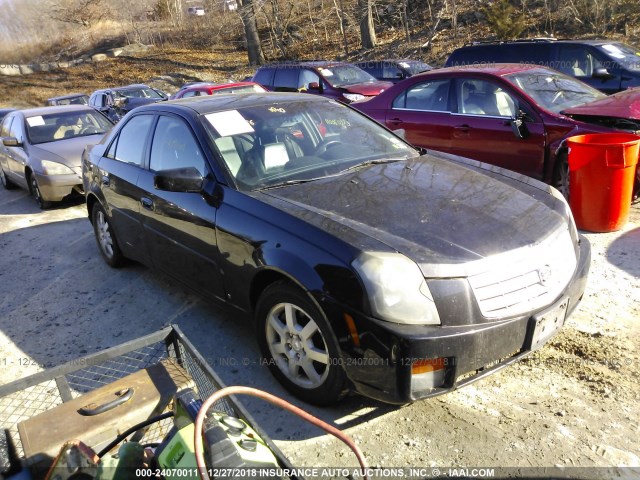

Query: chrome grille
left=469, top=227, right=577, bottom=318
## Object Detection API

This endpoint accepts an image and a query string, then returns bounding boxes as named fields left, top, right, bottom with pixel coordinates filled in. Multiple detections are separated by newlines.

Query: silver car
left=0, top=105, right=113, bottom=208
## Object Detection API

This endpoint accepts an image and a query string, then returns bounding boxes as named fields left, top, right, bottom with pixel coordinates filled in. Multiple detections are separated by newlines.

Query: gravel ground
left=0, top=183, right=638, bottom=479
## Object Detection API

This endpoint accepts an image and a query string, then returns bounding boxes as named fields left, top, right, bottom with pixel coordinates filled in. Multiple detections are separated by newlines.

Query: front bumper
left=34, top=171, right=84, bottom=202
left=327, top=236, right=591, bottom=404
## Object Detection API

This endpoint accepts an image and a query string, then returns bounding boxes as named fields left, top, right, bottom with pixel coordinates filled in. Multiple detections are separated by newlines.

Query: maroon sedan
left=353, top=64, right=640, bottom=196
left=171, top=81, right=267, bottom=100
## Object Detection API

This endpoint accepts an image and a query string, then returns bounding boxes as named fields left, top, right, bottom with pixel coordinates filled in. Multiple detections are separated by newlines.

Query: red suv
left=353, top=64, right=640, bottom=196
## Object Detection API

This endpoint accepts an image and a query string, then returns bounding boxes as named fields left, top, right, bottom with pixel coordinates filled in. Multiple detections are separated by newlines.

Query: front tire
left=256, top=281, right=347, bottom=405
left=91, top=203, right=124, bottom=267
left=553, top=152, right=570, bottom=200
left=29, top=173, right=51, bottom=209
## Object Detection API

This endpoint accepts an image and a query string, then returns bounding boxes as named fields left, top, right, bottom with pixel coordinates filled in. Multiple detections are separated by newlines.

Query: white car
left=187, top=6, right=205, bottom=16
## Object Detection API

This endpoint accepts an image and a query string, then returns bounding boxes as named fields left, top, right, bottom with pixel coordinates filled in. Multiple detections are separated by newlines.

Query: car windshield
left=401, top=61, right=431, bottom=75
left=25, top=110, right=112, bottom=144
left=203, top=99, right=419, bottom=191
left=503, top=68, right=606, bottom=113
left=114, top=87, right=164, bottom=99
left=53, top=95, right=89, bottom=106
left=595, top=42, right=640, bottom=71
left=318, top=65, right=378, bottom=87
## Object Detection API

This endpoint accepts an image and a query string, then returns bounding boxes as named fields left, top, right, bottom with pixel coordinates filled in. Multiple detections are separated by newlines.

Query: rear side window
left=273, top=68, right=300, bottom=92
left=106, top=114, right=154, bottom=166
left=393, top=79, right=451, bottom=112
left=253, top=68, right=275, bottom=88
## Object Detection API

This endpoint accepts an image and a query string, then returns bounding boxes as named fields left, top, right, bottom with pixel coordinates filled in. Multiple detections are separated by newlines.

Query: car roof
left=418, top=63, right=546, bottom=76
left=462, top=38, right=630, bottom=48
left=13, top=105, right=96, bottom=116
left=93, top=84, right=152, bottom=94
left=47, top=93, right=88, bottom=101
left=260, top=60, right=354, bottom=69
left=142, top=92, right=329, bottom=115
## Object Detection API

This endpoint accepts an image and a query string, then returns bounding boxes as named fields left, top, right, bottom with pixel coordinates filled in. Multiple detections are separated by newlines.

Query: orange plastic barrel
left=567, top=133, right=640, bottom=232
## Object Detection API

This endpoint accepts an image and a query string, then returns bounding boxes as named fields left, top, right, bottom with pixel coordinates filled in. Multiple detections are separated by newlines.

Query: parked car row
left=8, top=39, right=637, bottom=405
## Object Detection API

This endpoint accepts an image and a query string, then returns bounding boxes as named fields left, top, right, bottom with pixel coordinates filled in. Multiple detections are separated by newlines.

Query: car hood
left=562, top=88, right=640, bottom=120
left=343, top=81, right=393, bottom=96
left=260, top=154, right=567, bottom=278
left=29, top=134, right=104, bottom=168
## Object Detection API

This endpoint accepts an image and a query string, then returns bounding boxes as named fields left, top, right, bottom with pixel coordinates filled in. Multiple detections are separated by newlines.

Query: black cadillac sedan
left=82, top=93, right=590, bottom=405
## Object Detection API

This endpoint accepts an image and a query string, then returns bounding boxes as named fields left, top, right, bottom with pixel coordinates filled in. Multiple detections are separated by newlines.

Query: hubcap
left=96, top=211, right=114, bottom=258
left=265, top=302, right=330, bottom=389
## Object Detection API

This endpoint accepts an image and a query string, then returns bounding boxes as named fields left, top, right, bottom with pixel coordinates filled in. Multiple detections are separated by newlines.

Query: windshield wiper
left=257, top=177, right=326, bottom=191
left=338, top=157, right=406, bottom=174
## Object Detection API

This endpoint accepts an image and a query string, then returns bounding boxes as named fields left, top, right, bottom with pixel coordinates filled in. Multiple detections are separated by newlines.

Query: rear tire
left=0, top=168, right=16, bottom=190
left=256, top=281, right=348, bottom=405
left=91, top=203, right=124, bottom=268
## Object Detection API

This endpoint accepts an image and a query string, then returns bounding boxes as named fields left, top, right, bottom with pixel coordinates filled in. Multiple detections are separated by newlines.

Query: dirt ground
left=0, top=49, right=639, bottom=479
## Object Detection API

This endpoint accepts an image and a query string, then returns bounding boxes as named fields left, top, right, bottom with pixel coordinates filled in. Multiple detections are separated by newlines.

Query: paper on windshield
left=205, top=110, right=254, bottom=136
left=26, top=116, right=45, bottom=127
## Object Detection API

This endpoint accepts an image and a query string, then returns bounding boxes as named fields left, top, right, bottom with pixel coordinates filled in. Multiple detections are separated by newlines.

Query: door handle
left=101, top=175, right=110, bottom=186
left=454, top=125, right=471, bottom=132
left=140, top=197, right=154, bottom=211
left=388, top=117, right=404, bottom=125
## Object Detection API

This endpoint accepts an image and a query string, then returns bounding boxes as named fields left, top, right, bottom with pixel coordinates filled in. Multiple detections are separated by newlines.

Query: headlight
left=41, top=160, right=75, bottom=175
left=352, top=252, right=440, bottom=325
left=550, top=185, right=579, bottom=242
left=343, top=93, right=365, bottom=102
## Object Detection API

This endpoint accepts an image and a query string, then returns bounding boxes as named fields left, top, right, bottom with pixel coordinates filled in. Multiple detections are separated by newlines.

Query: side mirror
left=154, top=167, right=204, bottom=193
left=593, top=67, right=614, bottom=79
left=3, top=137, right=22, bottom=147
left=510, top=111, right=529, bottom=139
left=308, top=82, right=322, bottom=92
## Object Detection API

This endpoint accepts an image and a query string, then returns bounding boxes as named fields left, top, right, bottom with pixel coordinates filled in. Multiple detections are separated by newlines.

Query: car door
left=96, top=113, right=154, bottom=263
left=3, top=114, right=30, bottom=188
left=135, top=114, right=226, bottom=302
left=449, top=78, right=546, bottom=179
left=385, top=78, right=455, bottom=152
left=0, top=115, right=19, bottom=185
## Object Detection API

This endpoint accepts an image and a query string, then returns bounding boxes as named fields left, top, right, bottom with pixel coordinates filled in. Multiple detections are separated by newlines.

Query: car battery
left=17, top=358, right=194, bottom=468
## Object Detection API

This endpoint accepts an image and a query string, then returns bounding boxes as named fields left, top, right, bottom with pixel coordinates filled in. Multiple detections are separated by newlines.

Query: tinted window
left=357, top=62, right=382, bottom=78
left=556, top=46, right=595, bottom=77
left=273, top=68, right=300, bottom=91
left=110, top=114, right=154, bottom=165
left=253, top=68, right=275, bottom=87
left=393, top=79, right=451, bottom=112
left=149, top=116, right=206, bottom=175
left=299, top=69, right=321, bottom=89
left=382, top=64, right=402, bottom=80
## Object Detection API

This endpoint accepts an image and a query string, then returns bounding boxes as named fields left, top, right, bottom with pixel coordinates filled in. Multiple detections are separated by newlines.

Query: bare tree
left=357, top=0, right=376, bottom=49
left=45, top=0, right=111, bottom=27
left=237, top=0, right=265, bottom=65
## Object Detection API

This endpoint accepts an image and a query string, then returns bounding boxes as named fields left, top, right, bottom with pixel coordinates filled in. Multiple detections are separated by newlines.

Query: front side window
left=393, top=79, right=451, bottom=112
left=1, top=116, right=14, bottom=138
left=557, top=46, right=596, bottom=77
left=273, top=68, right=300, bottom=92
left=456, top=78, right=517, bottom=117
left=107, top=114, right=154, bottom=165
left=149, top=116, right=206, bottom=175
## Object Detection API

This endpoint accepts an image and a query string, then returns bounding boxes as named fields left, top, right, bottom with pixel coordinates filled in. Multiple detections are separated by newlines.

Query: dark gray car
left=0, top=105, right=113, bottom=208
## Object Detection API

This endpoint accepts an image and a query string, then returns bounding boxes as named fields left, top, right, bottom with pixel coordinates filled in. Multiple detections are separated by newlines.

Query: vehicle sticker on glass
left=319, top=68, right=334, bottom=77
left=26, top=116, right=45, bottom=127
left=205, top=110, right=255, bottom=136
left=399, top=62, right=410, bottom=69
left=324, top=118, right=351, bottom=127
left=268, top=107, right=286, bottom=113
